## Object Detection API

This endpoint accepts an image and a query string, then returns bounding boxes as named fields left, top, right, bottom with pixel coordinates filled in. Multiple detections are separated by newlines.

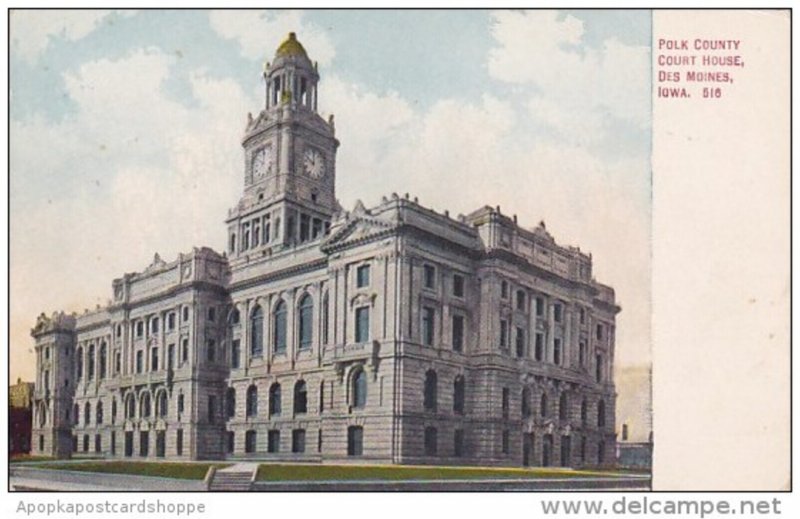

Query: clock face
left=252, top=146, right=272, bottom=180
left=303, top=148, right=325, bottom=179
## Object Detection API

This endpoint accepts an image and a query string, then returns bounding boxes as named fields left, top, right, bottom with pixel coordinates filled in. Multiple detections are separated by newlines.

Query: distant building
left=9, top=378, right=34, bottom=455
left=30, top=33, right=619, bottom=467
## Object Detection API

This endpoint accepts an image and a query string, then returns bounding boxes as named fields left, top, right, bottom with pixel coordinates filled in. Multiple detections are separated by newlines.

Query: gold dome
left=275, top=32, right=308, bottom=58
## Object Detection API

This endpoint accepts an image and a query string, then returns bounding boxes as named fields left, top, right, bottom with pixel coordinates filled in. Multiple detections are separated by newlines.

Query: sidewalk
left=10, top=466, right=205, bottom=491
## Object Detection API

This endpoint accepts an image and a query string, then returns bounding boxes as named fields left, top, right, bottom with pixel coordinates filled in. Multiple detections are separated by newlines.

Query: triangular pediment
left=321, top=216, right=396, bottom=252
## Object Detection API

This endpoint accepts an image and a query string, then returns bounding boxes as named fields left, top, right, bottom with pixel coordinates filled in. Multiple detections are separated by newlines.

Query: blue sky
left=9, top=10, right=652, bottom=432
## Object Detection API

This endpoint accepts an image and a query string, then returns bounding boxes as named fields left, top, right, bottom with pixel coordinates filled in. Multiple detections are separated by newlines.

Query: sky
left=9, top=9, right=652, bottom=434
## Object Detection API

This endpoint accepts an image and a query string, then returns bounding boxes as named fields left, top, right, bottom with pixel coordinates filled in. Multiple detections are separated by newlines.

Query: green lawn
left=33, top=461, right=230, bottom=480
left=256, top=464, right=630, bottom=482
left=10, top=454, right=55, bottom=463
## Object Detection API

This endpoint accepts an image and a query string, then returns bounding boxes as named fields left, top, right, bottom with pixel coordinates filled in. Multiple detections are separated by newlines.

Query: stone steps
left=209, top=471, right=253, bottom=492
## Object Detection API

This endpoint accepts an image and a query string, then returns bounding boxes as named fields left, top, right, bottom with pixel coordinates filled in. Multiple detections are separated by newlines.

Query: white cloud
left=10, top=48, right=256, bottom=380
left=488, top=10, right=650, bottom=129
left=10, top=10, right=134, bottom=64
left=209, top=10, right=335, bottom=65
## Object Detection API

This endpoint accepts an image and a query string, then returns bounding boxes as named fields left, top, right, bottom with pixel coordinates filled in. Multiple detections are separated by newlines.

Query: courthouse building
left=30, top=33, right=619, bottom=467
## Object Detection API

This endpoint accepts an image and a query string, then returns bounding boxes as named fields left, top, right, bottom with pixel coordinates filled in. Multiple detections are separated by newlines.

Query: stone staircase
left=207, top=464, right=256, bottom=492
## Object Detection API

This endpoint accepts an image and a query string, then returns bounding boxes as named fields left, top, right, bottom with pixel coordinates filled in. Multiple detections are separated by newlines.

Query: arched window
left=352, top=369, right=367, bottom=409
left=38, top=402, right=47, bottom=427
left=597, top=400, right=606, bottom=427
left=84, top=402, right=91, bottom=425
left=250, top=305, right=264, bottom=357
left=226, top=387, right=236, bottom=419
left=294, top=380, right=307, bottom=414
left=76, top=347, right=84, bottom=380
left=273, top=301, right=287, bottom=353
left=99, top=343, right=107, bottom=379
left=125, top=394, right=135, bottom=419
left=540, top=393, right=548, bottom=418
left=322, top=292, right=329, bottom=345
left=87, top=345, right=95, bottom=380
left=581, top=399, right=588, bottom=426
left=96, top=401, right=104, bottom=424
left=453, top=376, right=465, bottom=414
left=559, top=392, right=569, bottom=421
left=141, top=393, right=152, bottom=418
left=158, top=391, right=168, bottom=418
left=269, top=383, right=282, bottom=417
left=246, top=385, right=258, bottom=417
left=298, top=295, right=313, bottom=349
left=424, top=370, right=438, bottom=411
left=522, top=387, right=531, bottom=418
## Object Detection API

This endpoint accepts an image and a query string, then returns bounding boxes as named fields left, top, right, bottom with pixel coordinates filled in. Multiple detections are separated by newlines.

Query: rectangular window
left=451, top=314, right=464, bottom=352
left=151, top=348, right=159, bottom=371
left=95, top=434, right=101, bottom=453
left=311, top=218, right=322, bottom=239
left=499, top=319, right=508, bottom=348
left=115, top=352, right=121, bottom=374
left=110, top=431, right=116, bottom=455
left=245, top=431, right=256, bottom=453
left=181, top=338, right=189, bottom=363
left=356, top=264, right=370, bottom=288
left=454, top=429, right=464, bottom=457
left=167, top=344, right=175, bottom=370
left=292, top=429, right=306, bottom=453
left=268, top=430, right=280, bottom=453
left=318, top=429, right=323, bottom=453
left=579, top=307, right=586, bottom=324
left=422, top=306, right=435, bottom=346
left=515, top=327, right=525, bottom=358
left=176, top=429, right=183, bottom=456
left=136, top=321, right=144, bottom=338
left=423, top=264, right=436, bottom=289
left=263, top=215, right=271, bottom=243
left=242, top=222, right=250, bottom=250
left=136, top=351, right=143, bottom=374
left=424, top=427, right=438, bottom=456
left=554, top=303, right=563, bottom=323
left=168, top=312, right=176, bottom=330
left=502, top=430, right=510, bottom=454
left=596, top=323, right=604, bottom=340
left=183, top=306, right=190, bottom=322
left=226, top=431, right=235, bottom=454
left=501, top=280, right=509, bottom=299
left=253, top=219, right=260, bottom=247
left=355, top=307, right=370, bottom=343
left=536, top=297, right=545, bottom=317
left=300, top=214, right=310, bottom=242
left=502, top=387, right=510, bottom=419
left=516, top=290, right=526, bottom=311
left=452, top=274, right=464, bottom=297
left=207, top=307, right=216, bottom=322
left=178, top=394, right=185, bottom=414
left=554, top=338, right=562, bottom=365
left=596, top=354, right=603, bottom=383
left=347, top=426, right=363, bottom=456
left=207, top=339, right=215, bottom=363
left=151, top=317, right=159, bottom=334
left=579, top=341, right=587, bottom=367
left=535, top=334, right=544, bottom=361
left=208, top=395, right=216, bottom=424
left=231, top=339, right=241, bottom=369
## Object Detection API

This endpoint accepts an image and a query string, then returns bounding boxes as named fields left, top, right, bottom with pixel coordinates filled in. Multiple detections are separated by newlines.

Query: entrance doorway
left=542, top=434, right=553, bottom=467
left=522, top=433, right=534, bottom=467
left=560, top=435, right=571, bottom=467
left=124, top=431, right=133, bottom=457
left=156, top=431, right=166, bottom=457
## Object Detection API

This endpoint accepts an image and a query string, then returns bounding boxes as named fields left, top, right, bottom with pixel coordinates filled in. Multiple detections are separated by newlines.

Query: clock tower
left=227, top=33, right=339, bottom=258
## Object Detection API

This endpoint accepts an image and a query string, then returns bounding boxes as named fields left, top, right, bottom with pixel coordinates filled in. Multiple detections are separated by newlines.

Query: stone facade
left=30, top=33, right=619, bottom=468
